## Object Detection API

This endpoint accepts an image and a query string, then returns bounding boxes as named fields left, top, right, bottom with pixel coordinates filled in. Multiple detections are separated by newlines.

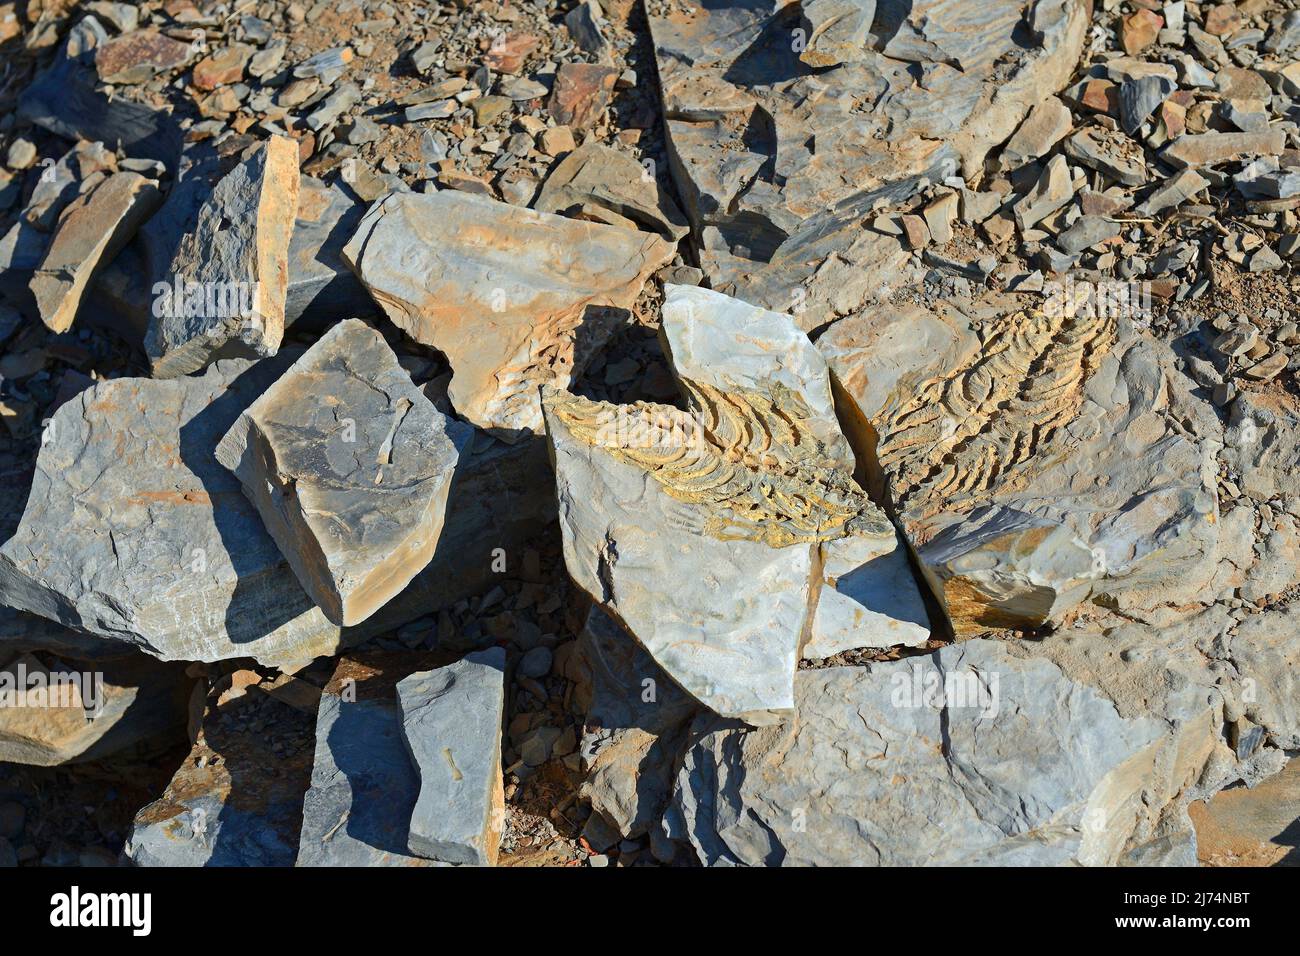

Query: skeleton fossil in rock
left=875, top=308, right=1119, bottom=516
left=548, top=380, right=893, bottom=548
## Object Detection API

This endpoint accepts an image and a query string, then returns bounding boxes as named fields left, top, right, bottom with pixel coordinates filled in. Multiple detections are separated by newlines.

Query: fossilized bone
left=876, top=308, right=1118, bottom=515
left=548, top=380, right=893, bottom=548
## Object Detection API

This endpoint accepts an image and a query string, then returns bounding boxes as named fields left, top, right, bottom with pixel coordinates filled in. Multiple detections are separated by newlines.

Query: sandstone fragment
left=535, top=141, right=690, bottom=241
left=548, top=62, right=618, bottom=130
left=216, top=320, right=471, bottom=627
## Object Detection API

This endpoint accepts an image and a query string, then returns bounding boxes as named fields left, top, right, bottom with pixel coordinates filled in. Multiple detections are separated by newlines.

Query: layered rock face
left=145, top=136, right=300, bottom=379
left=647, top=0, right=1090, bottom=326
left=821, top=297, right=1223, bottom=633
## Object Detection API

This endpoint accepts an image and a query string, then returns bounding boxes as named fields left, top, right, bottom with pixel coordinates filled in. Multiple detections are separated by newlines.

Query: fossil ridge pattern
left=548, top=380, right=892, bottom=549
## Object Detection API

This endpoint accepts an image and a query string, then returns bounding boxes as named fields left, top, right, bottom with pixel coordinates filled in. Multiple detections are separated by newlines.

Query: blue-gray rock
left=298, top=658, right=447, bottom=867
left=397, top=648, right=507, bottom=865
left=216, top=319, right=471, bottom=626
left=518, top=646, right=552, bottom=679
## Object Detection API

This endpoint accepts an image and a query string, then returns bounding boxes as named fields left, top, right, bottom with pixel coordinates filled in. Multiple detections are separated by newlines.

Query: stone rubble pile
left=0, top=0, right=1298, bottom=868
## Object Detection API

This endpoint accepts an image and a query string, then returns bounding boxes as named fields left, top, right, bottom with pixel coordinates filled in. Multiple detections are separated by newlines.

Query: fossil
left=547, top=381, right=892, bottom=549
left=875, top=307, right=1119, bottom=520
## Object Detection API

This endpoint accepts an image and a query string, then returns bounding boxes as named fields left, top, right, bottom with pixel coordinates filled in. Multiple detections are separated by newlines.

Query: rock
left=647, top=0, right=1089, bottom=326
left=298, top=656, right=449, bottom=866
left=1232, top=606, right=1300, bottom=750
left=922, top=192, right=958, bottom=245
left=342, top=190, right=673, bottom=437
left=5, top=139, right=36, bottom=171
left=397, top=648, right=506, bottom=865
left=666, top=638, right=1194, bottom=866
left=534, top=141, right=690, bottom=241
left=798, top=0, right=876, bottom=67
left=1013, top=154, right=1075, bottom=230
left=94, top=28, right=194, bottom=84
left=484, top=31, right=540, bottom=74
left=127, top=686, right=314, bottom=866
left=283, top=176, right=375, bottom=331
left=30, top=172, right=161, bottom=333
left=1121, top=9, right=1163, bottom=55
left=548, top=63, right=618, bottom=131
left=191, top=44, right=254, bottom=91
left=216, top=320, right=471, bottom=626
left=576, top=607, right=698, bottom=839
left=1062, top=126, right=1147, bottom=186
left=1056, top=214, right=1121, bottom=255
left=1163, top=131, right=1286, bottom=169
left=1203, top=3, right=1241, bottom=37
left=821, top=296, right=1222, bottom=633
left=900, top=213, right=931, bottom=249
left=518, top=646, right=552, bottom=679
left=145, top=136, right=300, bottom=379
left=544, top=285, right=927, bottom=721
left=539, top=126, right=576, bottom=157
left=1242, top=350, right=1288, bottom=381
left=565, top=0, right=610, bottom=59
left=470, top=95, right=512, bottom=127
left=999, top=97, right=1072, bottom=170
left=1135, top=168, right=1208, bottom=215
left=0, top=651, right=190, bottom=765
left=1223, top=392, right=1300, bottom=504
left=1119, top=75, right=1174, bottom=135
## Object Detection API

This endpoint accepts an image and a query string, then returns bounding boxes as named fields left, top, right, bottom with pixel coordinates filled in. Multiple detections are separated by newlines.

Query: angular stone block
left=145, top=136, right=300, bottom=379
left=217, top=319, right=470, bottom=626
left=397, top=648, right=507, bottom=865
left=31, top=171, right=161, bottom=333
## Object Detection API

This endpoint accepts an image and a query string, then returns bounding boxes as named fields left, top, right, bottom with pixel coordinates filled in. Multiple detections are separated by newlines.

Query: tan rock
left=548, top=63, right=618, bottom=131
left=94, top=28, right=194, bottom=84
left=1120, top=9, right=1163, bottom=55
left=31, top=172, right=162, bottom=333
left=342, top=190, right=673, bottom=437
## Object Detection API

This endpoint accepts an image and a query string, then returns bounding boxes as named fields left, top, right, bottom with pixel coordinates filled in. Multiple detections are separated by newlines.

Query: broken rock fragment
left=145, top=136, right=300, bottom=379
left=397, top=648, right=507, bottom=866
left=647, top=0, right=1089, bottom=325
left=216, top=319, right=470, bottom=627
left=821, top=296, right=1222, bottom=633
left=534, top=141, right=690, bottom=241
left=31, top=171, right=161, bottom=333
left=544, top=285, right=928, bottom=720
left=343, top=190, right=673, bottom=437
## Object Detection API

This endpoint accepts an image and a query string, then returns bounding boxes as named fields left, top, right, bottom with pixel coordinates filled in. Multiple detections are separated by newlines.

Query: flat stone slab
left=647, top=0, right=1089, bottom=326
left=820, top=296, right=1223, bottom=633
left=397, top=648, right=507, bottom=865
left=544, top=285, right=926, bottom=721
left=217, top=319, right=470, bottom=626
left=31, top=171, right=161, bottom=333
left=342, top=190, right=673, bottom=438
left=298, top=656, right=450, bottom=866
left=145, top=136, right=300, bottom=379
left=666, top=640, right=1168, bottom=866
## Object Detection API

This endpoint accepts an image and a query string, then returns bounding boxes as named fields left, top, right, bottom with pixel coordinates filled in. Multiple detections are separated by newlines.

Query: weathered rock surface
left=0, top=650, right=189, bottom=766
left=342, top=190, right=673, bottom=437
left=821, top=297, right=1222, bottom=633
left=128, top=685, right=314, bottom=867
left=397, top=648, right=506, bottom=865
left=0, top=357, right=552, bottom=666
left=577, top=607, right=698, bottom=839
left=647, top=0, right=1089, bottom=326
left=298, top=656, right=448, bottom=866
left=30, top=171, right=161, bottom=333
left=217, top=320, right=470, bottom=626
left=544, top=285, right=927, bottom=721
left=534, top=141, right=690, bottom=241
left=145, top=136, right=300, bottom=379
left=665, top=632, right=1234, bottom=866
